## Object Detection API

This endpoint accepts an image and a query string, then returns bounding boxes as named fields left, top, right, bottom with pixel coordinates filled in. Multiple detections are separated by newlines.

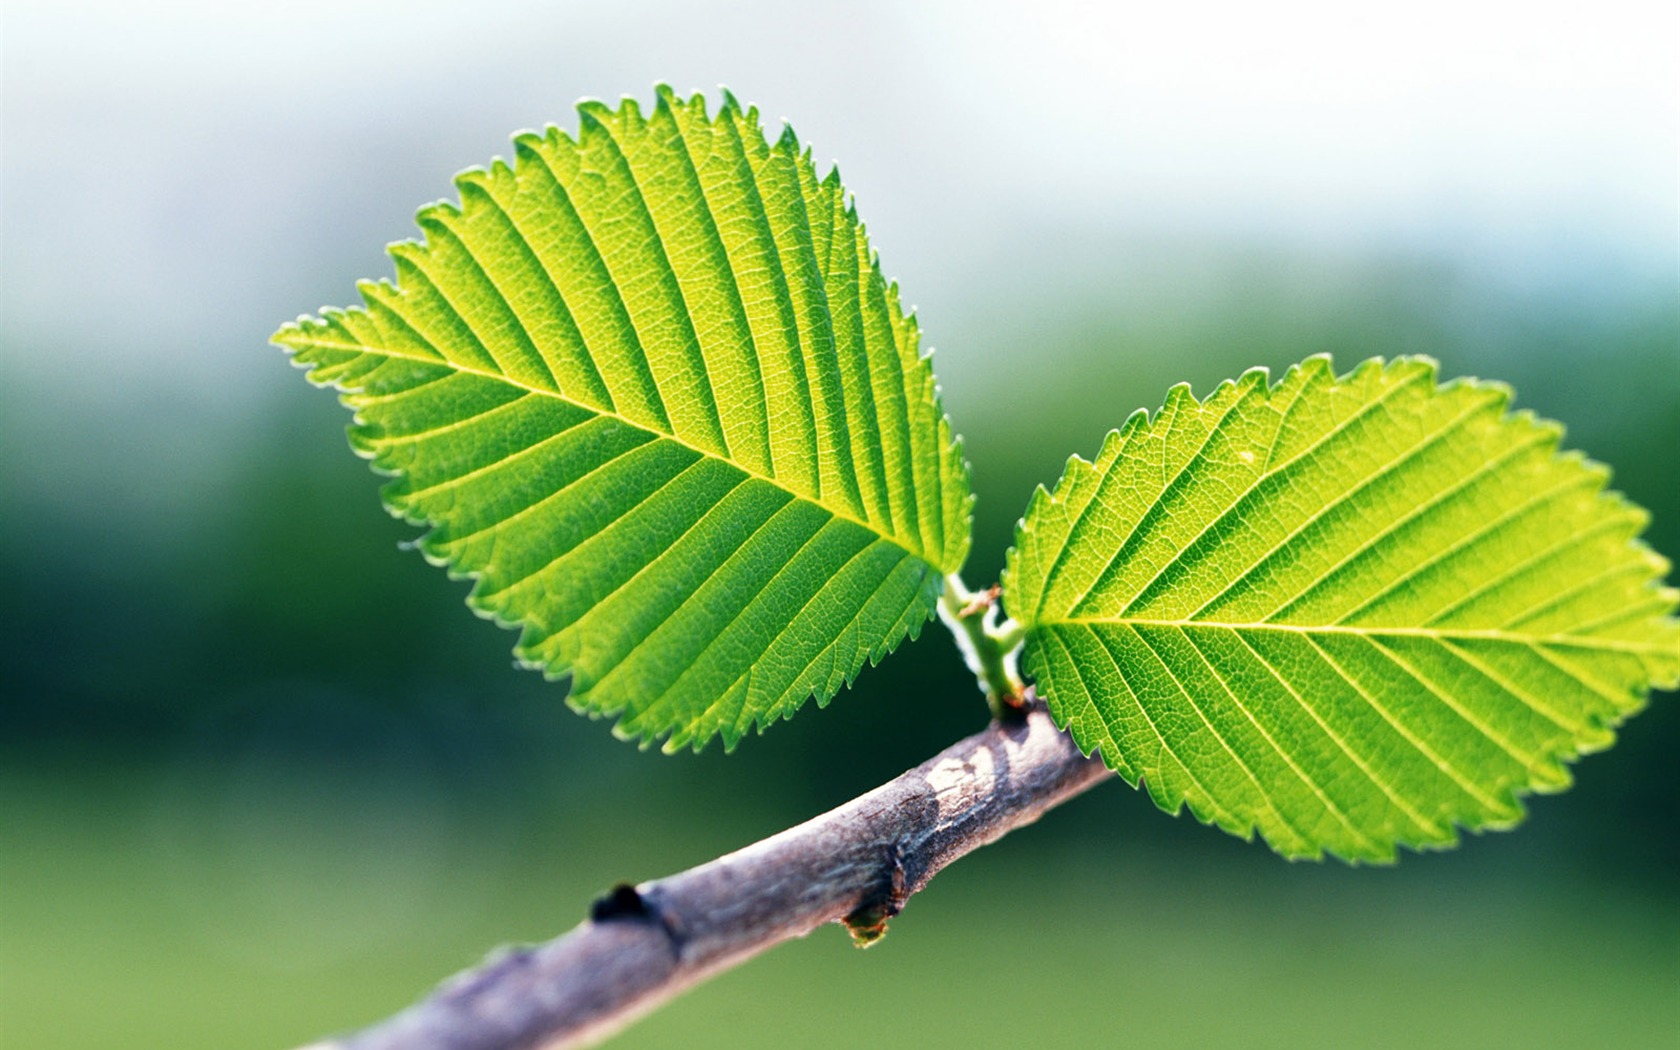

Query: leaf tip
left=269, top=318, right=309, bottom=350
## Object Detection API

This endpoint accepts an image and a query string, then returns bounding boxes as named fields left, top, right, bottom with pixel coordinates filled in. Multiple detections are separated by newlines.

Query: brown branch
left=299, top=697, right=1111, bottom=1050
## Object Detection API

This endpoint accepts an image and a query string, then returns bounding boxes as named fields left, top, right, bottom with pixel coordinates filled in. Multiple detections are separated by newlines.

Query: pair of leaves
left=277, top=88, right=1679, bottom=861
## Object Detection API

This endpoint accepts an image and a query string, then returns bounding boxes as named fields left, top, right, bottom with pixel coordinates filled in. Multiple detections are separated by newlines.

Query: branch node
left=589, top=882, right=686, bottom=955
left=842, top=842, right=909, bottom=948
left=958, top=584, right=1000, bottom=618
left=588, top=883, right=650, bottom=923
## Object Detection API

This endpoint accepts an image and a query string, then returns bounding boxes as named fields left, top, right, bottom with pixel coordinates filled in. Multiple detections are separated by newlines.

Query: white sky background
left=2, top=0, right=1676, bottom=524
left=5, top=0, right=1676, bottom=346
left=929, top=2, right=1678, bottom=241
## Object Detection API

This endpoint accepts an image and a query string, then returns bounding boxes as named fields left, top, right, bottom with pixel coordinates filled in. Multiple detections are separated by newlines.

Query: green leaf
left=1003, top=356, right=1679, bottom=861
left=274, top=87, right=972, bottom=751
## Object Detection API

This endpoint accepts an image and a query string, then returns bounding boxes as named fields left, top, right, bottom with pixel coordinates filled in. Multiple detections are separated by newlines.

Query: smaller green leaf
left=1003, top=355, right=1680, bottom=862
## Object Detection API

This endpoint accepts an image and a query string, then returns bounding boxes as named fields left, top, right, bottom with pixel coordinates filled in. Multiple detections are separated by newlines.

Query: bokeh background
left=4, top=3, right=1677, bottom=1047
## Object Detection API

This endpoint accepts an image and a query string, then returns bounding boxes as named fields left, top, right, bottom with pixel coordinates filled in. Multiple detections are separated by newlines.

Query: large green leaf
left=275, top=87, right=972, bottom=750
left=1004, top=356, right=1679, bottom=861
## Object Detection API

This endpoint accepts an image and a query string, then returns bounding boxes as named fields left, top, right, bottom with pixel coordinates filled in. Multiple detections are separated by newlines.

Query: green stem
left=938, top=574, right=1027, bottom=722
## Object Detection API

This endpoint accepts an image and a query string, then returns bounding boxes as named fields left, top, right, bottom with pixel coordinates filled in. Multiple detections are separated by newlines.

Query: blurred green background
left=3, top=3, right=1676, bottom=1048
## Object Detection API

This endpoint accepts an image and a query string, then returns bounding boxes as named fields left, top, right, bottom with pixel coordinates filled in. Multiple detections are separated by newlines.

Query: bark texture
left=301, top=699, right=1110, bottom=1050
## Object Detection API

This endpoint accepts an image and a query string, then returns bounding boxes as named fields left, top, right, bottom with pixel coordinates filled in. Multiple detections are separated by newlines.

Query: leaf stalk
left=939, top=574, right=1027, bottom=720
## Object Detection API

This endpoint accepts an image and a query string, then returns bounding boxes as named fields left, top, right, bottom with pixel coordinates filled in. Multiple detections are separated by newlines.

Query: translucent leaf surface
left=275, top=87, right=972, bottom=750
left=1004, top=356, right=1679, bottom=861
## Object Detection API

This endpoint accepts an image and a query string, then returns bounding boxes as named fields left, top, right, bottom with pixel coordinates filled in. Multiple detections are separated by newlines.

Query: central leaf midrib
left=1032, top=615, right=1667, bottom=656
left=301, top=332, right=934, bottom=567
